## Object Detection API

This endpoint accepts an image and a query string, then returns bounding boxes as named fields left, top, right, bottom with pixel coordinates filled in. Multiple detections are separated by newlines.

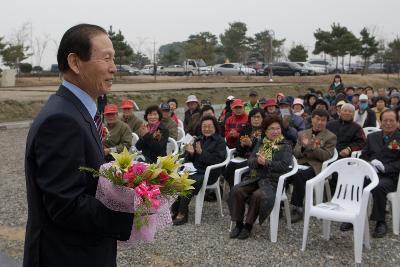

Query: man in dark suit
left=24, top=24, right=134, bottom=267
left=341, top=109, right=400, bottom=237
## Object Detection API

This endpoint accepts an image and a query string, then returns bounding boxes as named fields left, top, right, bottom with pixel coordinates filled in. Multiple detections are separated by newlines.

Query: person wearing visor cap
left=120, top=99, right=143, bottom=135
left=103, top=104, right=133, bottom=161
left=160, top=103, right=178, bottom=140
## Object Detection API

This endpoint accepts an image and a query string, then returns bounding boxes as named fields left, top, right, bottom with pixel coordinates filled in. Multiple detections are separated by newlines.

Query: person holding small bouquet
left=228, top=116, right=293, bottom=239
left=136, top=105, right=169, bottom=163
left=171, top=115, right=227, bottom=225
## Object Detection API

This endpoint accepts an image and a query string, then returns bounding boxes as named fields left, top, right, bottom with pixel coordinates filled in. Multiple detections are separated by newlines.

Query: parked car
left=50, top=64, right=60, bottom=73
left=294, top=62, right=324, bottom=75
left=140, top=65, right=164, bottom=75
left=264, top=62, right=308, bottom=76
left=213, top=63, right=256, bottom=76
left=116, top=65, right=140, bottom=75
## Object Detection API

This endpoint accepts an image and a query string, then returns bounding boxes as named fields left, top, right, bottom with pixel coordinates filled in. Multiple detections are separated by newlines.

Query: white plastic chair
left=131, top=132, right=139, bottom=147
left=363, top=127, right=381, bottom=137
left=166, top=137, right=179, bottom=156
left=387, top=173, right=400, bottom=235
left=195, top=146, right=231, bottom=225
left=231, top=156, right=298, bottom=242
left=177, top=127, right=185, bottom=144
left=177, top=119, right=184, bottom=129
left=298, top=149, right=338, bottom=204
left=302, top=158, right=379, bottom=263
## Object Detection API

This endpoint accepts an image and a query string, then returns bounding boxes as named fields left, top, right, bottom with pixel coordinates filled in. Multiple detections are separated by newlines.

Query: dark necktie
left=94, top=111, right=104, bottom=141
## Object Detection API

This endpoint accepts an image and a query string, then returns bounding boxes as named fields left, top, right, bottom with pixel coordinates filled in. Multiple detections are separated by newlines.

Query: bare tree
left=33, top=33, right=50, bottom=67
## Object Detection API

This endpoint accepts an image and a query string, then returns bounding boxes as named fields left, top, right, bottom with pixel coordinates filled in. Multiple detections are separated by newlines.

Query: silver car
left=213, top=63, right=256, bottom=76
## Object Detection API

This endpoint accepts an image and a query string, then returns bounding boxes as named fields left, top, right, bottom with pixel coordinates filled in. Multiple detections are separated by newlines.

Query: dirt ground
left=1, top=74, right=399, bottom=123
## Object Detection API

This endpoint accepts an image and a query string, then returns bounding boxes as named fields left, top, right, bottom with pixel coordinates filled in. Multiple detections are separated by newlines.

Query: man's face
left=366, top=90, right=374, bottom=98
left=376, top=100, right=386, bottom=110
left=378, top=88, right=386, bottom=97
left=311, top=115, right=327, bottom=132
left=105, top=112, right=118, bottom=124
left=122, top=108, right=133, bottom=117
left=329, top=90, right=336, bottom=97
left=381, top=112, right=397, bottom=134
left=78, top=34, right=116, bottom=98
left=346, top=89, right=354, bottom=96
left=233, top=106, right=244, bottom=115
left=249, top=95, right=258, bottom=104
left=340, top=107, right=354, bottom=121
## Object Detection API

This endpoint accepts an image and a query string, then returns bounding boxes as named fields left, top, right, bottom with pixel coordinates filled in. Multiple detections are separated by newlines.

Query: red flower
left=392, top=144, right=398, bottom=150
left=158, top=171, right=170, bottom=184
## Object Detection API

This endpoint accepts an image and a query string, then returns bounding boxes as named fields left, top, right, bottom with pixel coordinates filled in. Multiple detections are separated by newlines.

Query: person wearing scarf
left=136, top=105, right=169, bottom=163
left=228, top=116, right=293, bottom=240
left=224, top=108, right=266, bottom=188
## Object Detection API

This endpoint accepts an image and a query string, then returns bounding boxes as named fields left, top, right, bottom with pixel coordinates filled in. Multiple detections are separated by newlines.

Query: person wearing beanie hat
left=224, top=99, right=248, bottom=148
left=184, top=95, right=201, bottom=132
left=354, top=94, right=377, bottom=128
left=160, top=103, right=178, bottom=140
left=120, top=99, right=143, bottom=134
left=103, top=104, right=133, bottom=161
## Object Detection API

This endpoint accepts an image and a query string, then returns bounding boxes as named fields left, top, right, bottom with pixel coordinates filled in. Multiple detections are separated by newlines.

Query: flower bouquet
left=80, top=147, right=195, bottom=245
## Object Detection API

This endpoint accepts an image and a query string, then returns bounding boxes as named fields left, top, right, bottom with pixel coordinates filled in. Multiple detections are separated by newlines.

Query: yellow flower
left=111, top=147, right=134, bottom=172
left=157, top=154, right=181, bottom=174
left=170, top=172, right=195, bottom=192
left=142, top=164, right=163, bottom=180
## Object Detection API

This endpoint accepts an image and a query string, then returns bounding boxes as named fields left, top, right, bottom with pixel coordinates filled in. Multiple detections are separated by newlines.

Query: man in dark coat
left=24, top=24, right=134, bottom=267
left=341, top=110, right=400, bottom=237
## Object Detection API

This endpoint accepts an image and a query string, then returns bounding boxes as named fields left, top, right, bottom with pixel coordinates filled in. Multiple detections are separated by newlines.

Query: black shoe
left=340, top=222, right=353, bottom=231
left=237, top=227, right=251, bottom=240
left=229, top=225, right=242, bottom=239
left=171, top=211, right=178, bottom=220
left=372, top=221, right=387, bottom=238
left=291, top=207, right=303, bottom=223
left=173, top=213, right=188, bottom=226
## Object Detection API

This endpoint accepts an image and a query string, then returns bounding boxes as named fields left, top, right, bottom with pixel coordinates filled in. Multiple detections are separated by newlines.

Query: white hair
left=341, top=103, right=355, bottom=112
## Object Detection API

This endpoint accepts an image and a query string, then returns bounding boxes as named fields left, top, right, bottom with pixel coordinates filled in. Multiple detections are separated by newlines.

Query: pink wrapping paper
left=95, top=176, right=174, bottom=245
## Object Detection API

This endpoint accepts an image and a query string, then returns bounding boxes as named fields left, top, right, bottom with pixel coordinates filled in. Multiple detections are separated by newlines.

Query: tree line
left=0, top=22, right=399, bottom=73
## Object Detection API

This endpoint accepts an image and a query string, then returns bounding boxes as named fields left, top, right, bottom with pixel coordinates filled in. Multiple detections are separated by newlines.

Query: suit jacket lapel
left=56, top=85, right=104, bottom=156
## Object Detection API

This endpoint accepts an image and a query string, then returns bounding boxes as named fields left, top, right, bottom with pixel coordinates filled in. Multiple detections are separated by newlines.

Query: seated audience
left=136, top=105, right=169, bottom=163
left=264, top=99, right=279, bottom=116
left=183, top=95, right=201, bottom=132
left=341, top=110, right=400, bottom=238
left=225, top=99, right=248, bottom=148
left=224, top=108, right=265, bottom=188
left=244, top=91, right=260, bottom=113
left=103, top=104, right=132, bottom=161
left=287, top=109, right=337, bottom=223
left=354, top=94, right=377, bottom=128
left=171, top=116, right=227, bottom=225
left=372, top=97, right=389, bottom=126
left=228, top=116, right=293, bottom=239
left=278, top=97, right=305, bottom=145
left=167, top=98, right=179, bottom=126
left=120, top=99, right=142, bottom=134
left=187, top=105, right=216, bottom=137
left=160, top=103, right=178, bottom=140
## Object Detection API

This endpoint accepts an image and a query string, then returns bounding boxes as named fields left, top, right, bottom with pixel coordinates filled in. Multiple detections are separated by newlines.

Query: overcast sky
left=1, top=0, right=399, bottom=68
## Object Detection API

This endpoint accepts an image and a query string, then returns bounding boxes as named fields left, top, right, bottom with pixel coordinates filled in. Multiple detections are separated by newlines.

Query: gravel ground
left=0, top=127, right=399, bottom=266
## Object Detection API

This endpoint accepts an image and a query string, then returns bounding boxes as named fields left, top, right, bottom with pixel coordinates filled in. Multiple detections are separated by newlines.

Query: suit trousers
left=230, top=181, right=275, bottom=225
left=370, top=176, right=397, bottom=222
left=287, top=167, right=316, bottom=208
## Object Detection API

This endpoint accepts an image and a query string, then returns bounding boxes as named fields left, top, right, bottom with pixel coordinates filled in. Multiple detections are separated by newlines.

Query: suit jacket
left=24, top=85, right=134, bottom=267
left=361, top=129, right=400, bottom=181
left=294, top=128, right=337, bottom=174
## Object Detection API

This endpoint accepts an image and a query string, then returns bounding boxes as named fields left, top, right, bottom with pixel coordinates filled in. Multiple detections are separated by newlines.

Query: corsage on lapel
left=388, top=139, right=400, bottom=151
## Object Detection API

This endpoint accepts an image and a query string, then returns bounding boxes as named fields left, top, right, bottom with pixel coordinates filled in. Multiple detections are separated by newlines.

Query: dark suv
left=264, top=62, right=308, bottom=76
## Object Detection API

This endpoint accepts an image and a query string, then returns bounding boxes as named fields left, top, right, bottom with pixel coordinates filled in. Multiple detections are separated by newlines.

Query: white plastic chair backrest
left=178, top=119, right=184, bottom=129
left=131, top=133, right=139, bottom=146
left=167, top=137, right=178, bottom=155
left=363, top=127, right=381, bottom=137
left=327, top=158, right=379, bottom=210
left=321, top=148, right=338, bottom=170
left=177, top=127, right=185, bottom=142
